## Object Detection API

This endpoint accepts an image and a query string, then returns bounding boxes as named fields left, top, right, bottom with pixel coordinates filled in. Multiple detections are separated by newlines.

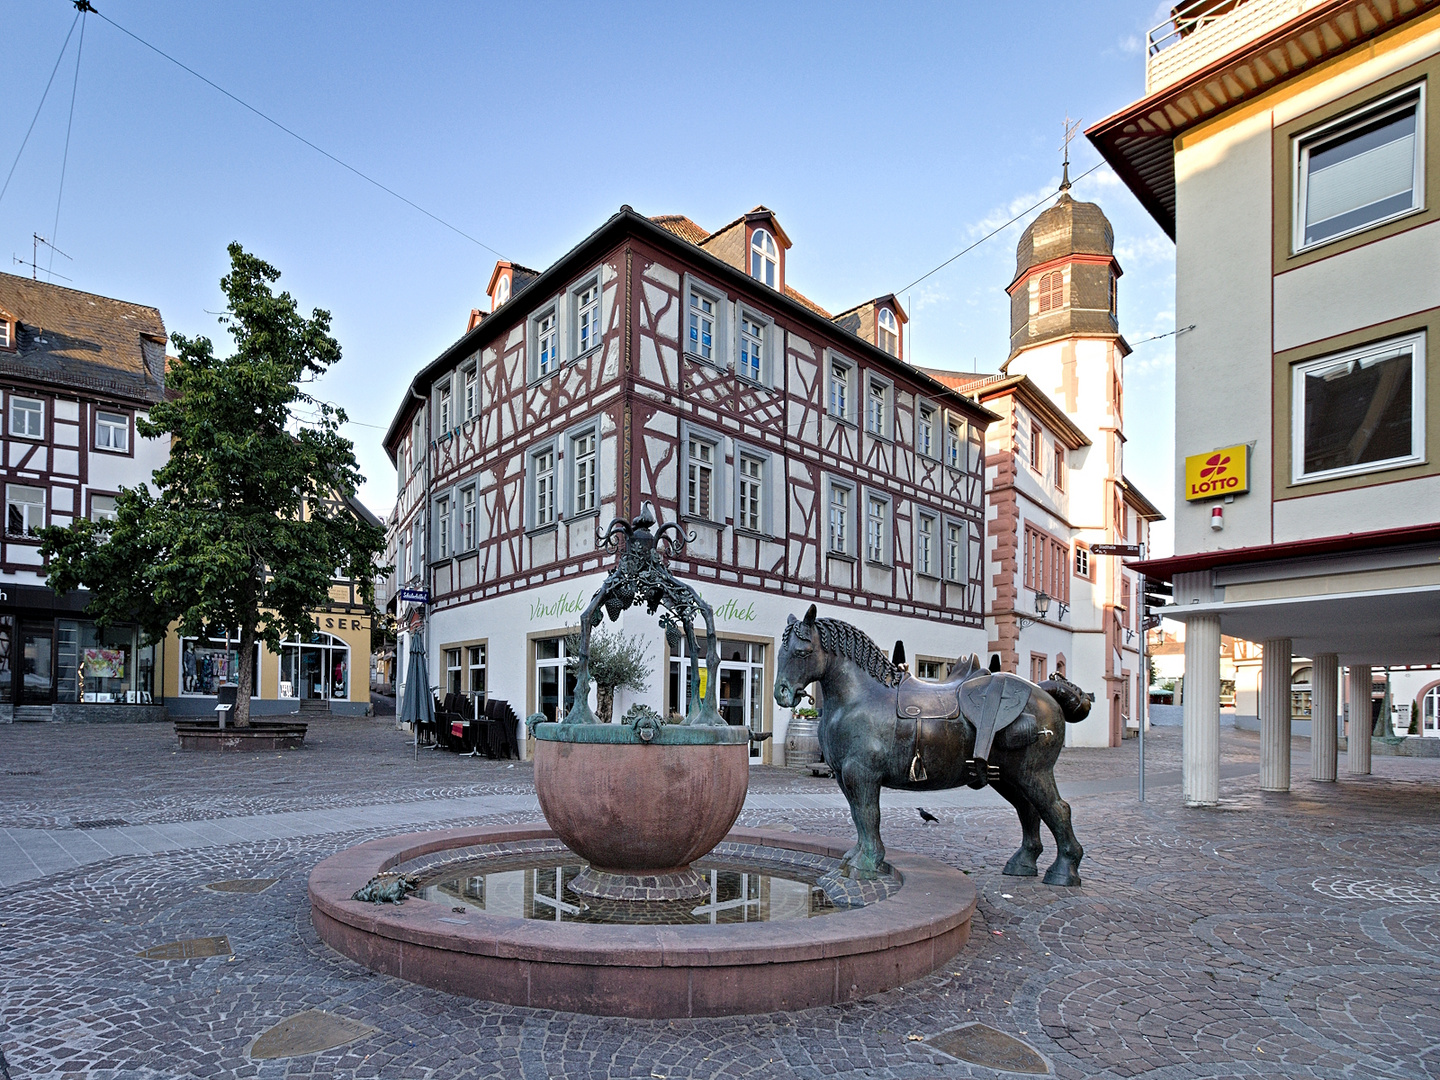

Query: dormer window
left=0, top=319, right=10, bottom=349
left=877, top=308, right=899, bottom=356
left=750, top=228, right=777, bottom=288
left=495, top=274, right=511, bottom=306
left=1038, top=271, right=1064, bottom=313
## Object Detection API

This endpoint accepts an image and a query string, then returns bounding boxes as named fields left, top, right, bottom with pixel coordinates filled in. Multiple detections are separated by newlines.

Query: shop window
left=96, top=411, right=128, bottom=452
left=1293, top=331, right=1425, bottom=483
left=180, top=635, right=261, bottom=696
left=278, top=631, right=349, bottom=700
left=669, top=636, right=767, bottom=758
left=534, top=636, right=577, bottom=722
left=1295, top=85, right=1422, bottom=251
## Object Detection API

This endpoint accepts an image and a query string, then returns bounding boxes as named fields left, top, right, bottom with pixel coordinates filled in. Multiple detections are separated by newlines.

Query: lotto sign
left=1185, top=444, right=1249, bottom=500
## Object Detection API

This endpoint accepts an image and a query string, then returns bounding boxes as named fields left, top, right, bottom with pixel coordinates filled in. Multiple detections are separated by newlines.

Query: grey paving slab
left=0, top=716, right=1434, bottom=1080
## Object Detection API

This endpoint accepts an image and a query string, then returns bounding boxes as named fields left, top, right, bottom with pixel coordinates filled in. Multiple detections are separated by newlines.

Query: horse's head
left=774, top=604, right=822, bottom=708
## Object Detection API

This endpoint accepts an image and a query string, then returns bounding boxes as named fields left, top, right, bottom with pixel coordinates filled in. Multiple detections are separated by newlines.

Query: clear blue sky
left=0, top=1, right=1178, bottom=551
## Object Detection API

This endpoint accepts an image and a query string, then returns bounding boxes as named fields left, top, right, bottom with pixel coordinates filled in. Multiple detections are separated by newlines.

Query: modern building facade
left=1090, top=0, right=1440, bottom=801
left=385, top=205, right=996, bottom=761
left=928, top=189, right=1164, bottom=748
left=0, top=272, right=170, bottom=720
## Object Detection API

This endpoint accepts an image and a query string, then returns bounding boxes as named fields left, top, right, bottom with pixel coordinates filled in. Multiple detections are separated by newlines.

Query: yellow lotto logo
left=1185, top=444, right=1249, bottom=500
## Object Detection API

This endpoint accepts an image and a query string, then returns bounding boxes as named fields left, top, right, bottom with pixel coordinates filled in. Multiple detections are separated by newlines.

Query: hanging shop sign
left=1184, top=444, right=1249, bottom=500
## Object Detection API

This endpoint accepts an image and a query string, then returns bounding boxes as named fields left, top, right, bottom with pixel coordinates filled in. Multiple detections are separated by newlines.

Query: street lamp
left=1018, top=591, right=1051, bottom=630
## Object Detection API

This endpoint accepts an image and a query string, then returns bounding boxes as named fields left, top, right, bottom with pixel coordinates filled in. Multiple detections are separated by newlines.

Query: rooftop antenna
left=1059, top=114, right=1083, bottom=192
left=13, top=234, right=73, bottom=281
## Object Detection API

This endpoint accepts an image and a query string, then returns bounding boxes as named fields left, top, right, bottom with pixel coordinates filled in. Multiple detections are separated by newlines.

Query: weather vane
left=1060, top=113, right=1083, bottom=191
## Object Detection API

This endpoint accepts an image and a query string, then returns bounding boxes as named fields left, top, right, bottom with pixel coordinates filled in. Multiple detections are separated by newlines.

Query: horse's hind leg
left=991, top=777, right=1043, bottom=877
left=1014, top=767, right=1084, bottom=887
left=837, top=765, right=888, bottom=878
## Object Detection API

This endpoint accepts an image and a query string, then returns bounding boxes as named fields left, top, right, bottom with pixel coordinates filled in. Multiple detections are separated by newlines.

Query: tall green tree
left=41, top=244, right=384, bottom=726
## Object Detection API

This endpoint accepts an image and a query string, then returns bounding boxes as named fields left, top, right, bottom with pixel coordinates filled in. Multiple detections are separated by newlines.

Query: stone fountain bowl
left=533, top=721, right=750, bottom=900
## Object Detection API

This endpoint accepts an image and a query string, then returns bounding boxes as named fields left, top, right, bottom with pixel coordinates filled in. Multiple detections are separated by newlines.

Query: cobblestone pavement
left=1, top=717, right=1436, bottom=1079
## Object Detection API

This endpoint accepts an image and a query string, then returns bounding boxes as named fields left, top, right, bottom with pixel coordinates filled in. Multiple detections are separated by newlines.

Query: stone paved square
left=2, top=718, right=1436, bottom=1079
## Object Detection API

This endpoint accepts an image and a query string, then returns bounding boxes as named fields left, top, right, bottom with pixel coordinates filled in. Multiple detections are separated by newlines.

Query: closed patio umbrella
left=398, top=629, right=434, bottom=752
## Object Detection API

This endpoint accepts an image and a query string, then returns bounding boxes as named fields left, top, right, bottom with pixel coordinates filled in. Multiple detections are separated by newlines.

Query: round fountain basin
left=532, top=722, right=749, bottom=898
left=309, top=823, right=976, bottom=1018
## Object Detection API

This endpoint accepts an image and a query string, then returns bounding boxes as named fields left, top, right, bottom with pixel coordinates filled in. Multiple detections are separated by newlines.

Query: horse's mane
left=804, top=617, right=905, bottom=689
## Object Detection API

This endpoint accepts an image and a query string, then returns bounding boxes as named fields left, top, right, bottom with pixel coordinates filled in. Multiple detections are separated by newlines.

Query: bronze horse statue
left=773, top=605, right=1091, bottom=886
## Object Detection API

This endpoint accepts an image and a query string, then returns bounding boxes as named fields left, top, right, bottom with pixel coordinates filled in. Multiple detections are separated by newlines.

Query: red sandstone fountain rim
left=309, top=823, right=977, bottom=1016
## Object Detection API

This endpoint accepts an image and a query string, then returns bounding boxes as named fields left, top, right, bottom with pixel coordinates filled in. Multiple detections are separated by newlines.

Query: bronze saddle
left=895, top=659, right=1036, bottom=787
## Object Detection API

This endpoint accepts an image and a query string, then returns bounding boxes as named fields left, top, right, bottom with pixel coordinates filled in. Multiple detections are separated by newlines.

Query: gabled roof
left=385, top=207, right=998, bottom=455
left=921, top=369, right=1091, bottom=450
left=1120, top=476, right=1166, bottom=521
left=831, top=294, right=909, bottom=325
left=0, top=271, right=166, bottom=404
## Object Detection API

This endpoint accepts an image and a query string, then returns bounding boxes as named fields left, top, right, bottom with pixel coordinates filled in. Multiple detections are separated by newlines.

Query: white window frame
left=436, top=494, right=451, bottom=559
left=1074, top=545, right=1090, bottom=578
left=0, top=319, right=10, bottom=349
left=445, top=647, right=463, bottom=695
left=865, top=374, right=891, bottom=439
left=682, top=425, right=722, bottom=523
left=750, top=228, right=778, bottom=287
left=530, top=441, right=559, bottom=529
left=945, top=416, right=965, bottom=470
left=463, top=363, right=479, bottom=422
left=1291, top=331, right=1427, bottom=484
left=532, top=304, right=560, bottom=380
left=943, top=518, right=967, bottom=583
left=10, top=396, right=42, bottom=439
left=1293, top=83, right=1426, bottom=254
left=571, top=275, right=603, bottom=360
left=864, top=490, right=891, bottom=565
left=737, top=306, right=773, bottom=386
left=95, top=410, right=128, bottom=452
left=828, top=354, right=854, bottom=422
left=6, top=484, right=44, bottom=537
left=437, top=380, right=453, bottom=434
left=90, top=493, right=118, bottom=523
left=917, top=402, right=937, bottom=460
left=916, top=510, right=937, bottom=578
left=733, top=446, right=771, bottom=535
left=877, top=307, right=899, bottom=356
left=569, top=423, right=599, bottom=517
left=467, top=643, right=487, bottom=696
left=683, top=276, right=727, bottom=367
left=460, top=485, right=476, bottom=550
left=826, top=477, right=855, bottom=557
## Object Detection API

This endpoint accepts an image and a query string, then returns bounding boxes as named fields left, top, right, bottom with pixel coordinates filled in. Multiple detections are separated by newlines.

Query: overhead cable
left=49, top=8, right=87, bottom=277
left=897, top=161, right=1105, bottom=297
left=89, top=8, right=507, bottom=259
left=0, top=11, right=82, bottom=210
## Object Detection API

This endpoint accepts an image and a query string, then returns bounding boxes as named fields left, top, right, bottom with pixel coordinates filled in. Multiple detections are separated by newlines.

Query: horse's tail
left=1040, top=676, right=1093, bottom=724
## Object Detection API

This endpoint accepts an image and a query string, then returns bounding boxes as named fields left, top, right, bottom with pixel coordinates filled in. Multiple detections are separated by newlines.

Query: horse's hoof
left=1042, top=862, right=1082, bottom=887
left=1002, top=854, right=1038, bottom=877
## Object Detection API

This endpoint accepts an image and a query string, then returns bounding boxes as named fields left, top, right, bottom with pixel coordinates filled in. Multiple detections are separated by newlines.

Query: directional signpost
left=1090, top=543, right=1143, bottom=558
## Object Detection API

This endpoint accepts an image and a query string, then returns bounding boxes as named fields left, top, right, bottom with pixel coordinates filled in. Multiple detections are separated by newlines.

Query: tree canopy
left=41, top=243, right=384, bottom=724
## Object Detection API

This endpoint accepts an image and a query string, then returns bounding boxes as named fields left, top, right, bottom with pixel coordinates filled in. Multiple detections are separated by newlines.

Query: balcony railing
left=1146, top=0, right=1327, bottom=94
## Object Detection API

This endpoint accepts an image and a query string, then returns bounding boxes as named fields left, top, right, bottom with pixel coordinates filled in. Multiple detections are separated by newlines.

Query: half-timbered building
left=384, top=206, right=996, bottom=761
left=0, top=271, right=170, bottom=721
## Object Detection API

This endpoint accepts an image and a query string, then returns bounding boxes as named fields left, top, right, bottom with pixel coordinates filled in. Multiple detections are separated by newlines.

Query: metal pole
left=1138, top=570, right=1146, bottom=802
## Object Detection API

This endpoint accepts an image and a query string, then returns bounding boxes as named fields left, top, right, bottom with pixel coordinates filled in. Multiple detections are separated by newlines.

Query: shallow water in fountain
left=420, top=857, right=838, bottom=925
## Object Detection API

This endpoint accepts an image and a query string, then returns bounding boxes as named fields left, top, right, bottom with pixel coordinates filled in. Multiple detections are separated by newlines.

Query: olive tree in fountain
left=565, top=627, right=653, bottom=723
left=40, top=243, right=384, bottom=726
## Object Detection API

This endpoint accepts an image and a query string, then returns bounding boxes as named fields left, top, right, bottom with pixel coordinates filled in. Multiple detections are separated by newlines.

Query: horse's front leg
left=837, top=762, right=888, bottom=877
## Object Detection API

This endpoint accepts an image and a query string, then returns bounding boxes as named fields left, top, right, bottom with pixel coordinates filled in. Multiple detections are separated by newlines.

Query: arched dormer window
left=1037, top=270, right=1064, bottom=313
left=877, top=307, right=899, bottom=356
left=750, top=228, right=777, bottom=288
left=494, top=274, right=511, bottom=306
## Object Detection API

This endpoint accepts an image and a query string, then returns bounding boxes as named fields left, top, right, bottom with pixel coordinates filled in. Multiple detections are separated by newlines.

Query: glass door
left=19, top=622, right=54, bottom=705
left=301, top=646, right=324, bottom=699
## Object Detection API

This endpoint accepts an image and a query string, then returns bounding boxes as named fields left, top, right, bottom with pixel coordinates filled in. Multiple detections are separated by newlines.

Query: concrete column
left=1183, top=614, right=1222, bottom=806
left=1347, top=664, right=1372, bottom=775
left=1311, top=653, right=1338, bottom=782
left=1260, top=638, right=1292, bottom=792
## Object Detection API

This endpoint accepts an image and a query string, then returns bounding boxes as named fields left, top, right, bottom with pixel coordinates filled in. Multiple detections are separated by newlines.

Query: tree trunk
left=597, top=685, right=614, bottom=724
left=235, top=620, right=257, bottom=727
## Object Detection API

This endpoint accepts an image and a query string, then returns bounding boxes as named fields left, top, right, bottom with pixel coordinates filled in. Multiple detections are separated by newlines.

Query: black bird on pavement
left=917, top=807, right=939, bottom=824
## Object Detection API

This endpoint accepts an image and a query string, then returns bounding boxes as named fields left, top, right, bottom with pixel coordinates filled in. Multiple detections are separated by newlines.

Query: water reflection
left=420, top=860, right=833, bottom=925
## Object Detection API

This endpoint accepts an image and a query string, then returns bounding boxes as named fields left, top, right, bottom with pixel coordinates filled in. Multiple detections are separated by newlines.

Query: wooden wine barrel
left=784, top=717, right=823, bottom=771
